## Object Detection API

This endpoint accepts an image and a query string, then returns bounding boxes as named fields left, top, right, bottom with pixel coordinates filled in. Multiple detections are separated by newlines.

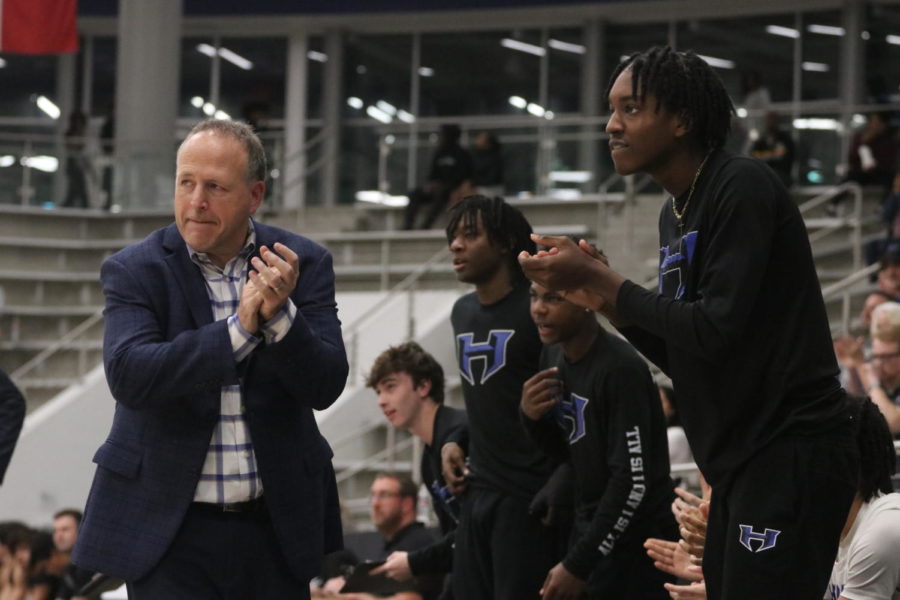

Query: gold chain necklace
left=671, top=153, right=711, bottom=222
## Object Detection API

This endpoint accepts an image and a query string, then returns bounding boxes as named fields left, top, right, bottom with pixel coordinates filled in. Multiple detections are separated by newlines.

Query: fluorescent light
left=861, top=31, right=871, bottom=40
left=418, top=66, right=435, bottom=77
left=376, top=100, right=397, bottom=116
left=36, top=95, right=60, bottom=119
left=307, top=50, right=328, bottom=63
left=807, top=24, right=845, bottom=36
left=887, top=35, right=900, bottom=45
left=549, top=189, right=582, bottom=200
left=698, top=55, right=735, bottom=70
left=0, top=155, right=15, bottom=168
left=801, top=61, right=830, bottom=72
left=354, top=191, right=409, bottom=206
left=548, top=39, right=586, bottom=55
left=21, top=155, right=59, bottom=173
left=792, top=118, right=843, bottom=131
left=366, top=105, right=392, bottom=124
left=347, top=97, right=364, bottom=109
left=191, top=96, right=204, bottom=108
left=202, top=102, right=216, bottom=116
left=766, top=25, right=800, bottom=39
left=397, top=110, right=415, bottom=123
left=500, top=38, right=546, bottom=57
left=0, top=58, right=6, bottom=68
left=736, top=107, right=748, bottom=118
left=195, top=43, right=253, bottom=70
left=549, top=170, right=592, bottom=183
left=385, top=135, right=396, bottom=144
left=509, top=96, right=527, bottom=109
left=852, top=113, right=866, bottom=126
left=544, top=111, right=555, bottom=120
left=218, top=47, right=253, bottom=70
left=356, top=65, right=367, bottom=75
left=214, top=110, right=231, bottom=120
left=527, top=102, right=545, bottom=117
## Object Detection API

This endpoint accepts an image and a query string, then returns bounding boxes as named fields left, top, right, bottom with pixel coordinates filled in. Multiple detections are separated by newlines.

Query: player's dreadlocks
left=606, top=45, right=736, bottom=153
left=445, top=195, right=535, bottom=283
left=849, top=395, right=896, bottom=502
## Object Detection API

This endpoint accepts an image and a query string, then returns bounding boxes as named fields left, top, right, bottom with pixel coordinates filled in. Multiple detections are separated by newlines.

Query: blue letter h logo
left=738, top=524, right=780, bottom=552
left=456, top=330, right=514, bottom=385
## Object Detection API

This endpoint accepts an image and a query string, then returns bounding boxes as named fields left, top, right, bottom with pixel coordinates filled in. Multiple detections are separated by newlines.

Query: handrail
left=10, top=308, right=105, bottom=383
left=798, top=181, right=863, bottom=272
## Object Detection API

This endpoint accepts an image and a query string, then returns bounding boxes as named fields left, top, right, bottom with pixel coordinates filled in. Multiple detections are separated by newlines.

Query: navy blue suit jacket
left=73, top=221, right=347, bottom=582
left=0, top=369, right=25, bottom=485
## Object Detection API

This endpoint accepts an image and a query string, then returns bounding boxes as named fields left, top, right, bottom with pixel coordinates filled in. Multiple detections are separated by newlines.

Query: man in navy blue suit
left=72, top=119, right=348, bottom=599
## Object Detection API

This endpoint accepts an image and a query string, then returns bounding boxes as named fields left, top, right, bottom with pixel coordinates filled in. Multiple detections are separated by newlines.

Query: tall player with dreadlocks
left=519, top=46, right=860, bottom=599
left=442, top=195, right=563, bottom=599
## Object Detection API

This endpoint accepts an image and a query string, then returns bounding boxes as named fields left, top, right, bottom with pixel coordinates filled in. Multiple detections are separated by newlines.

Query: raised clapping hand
left=249, top=243, right=301, bottom=321
left=644, top=537, right=703, bottom=582
left=521, top=367, right=562, bottom=421
left=671, top=487, right=709, bottom=564
left=833, top=335, right=866, bottom=369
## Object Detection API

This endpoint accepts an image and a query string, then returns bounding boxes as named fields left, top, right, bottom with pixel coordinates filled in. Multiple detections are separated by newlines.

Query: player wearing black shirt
left=520, top=46, right=859, bottom=600
left=366, top=342, right=467, bottom=596
left=522, top=282, right=677, bottom=599
left=443, top=196, right=559, bottom=600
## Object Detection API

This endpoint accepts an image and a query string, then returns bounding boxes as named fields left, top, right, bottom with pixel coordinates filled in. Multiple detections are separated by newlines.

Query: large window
left=801, top=10, right=842, bottom=101
left=344, top=34, right=412, bottom=120
left=0, top=53, right=58, bottom=117
left=864, top=3, right=900, bottom=104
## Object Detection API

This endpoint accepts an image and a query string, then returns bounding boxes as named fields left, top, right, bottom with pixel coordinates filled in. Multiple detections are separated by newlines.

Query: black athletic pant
left=703, top=427, right=859, bottom=600
left=451, top=486, right=559, bottom=600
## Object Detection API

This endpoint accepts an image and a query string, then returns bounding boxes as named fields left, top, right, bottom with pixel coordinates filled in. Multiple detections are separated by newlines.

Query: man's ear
left=674, top=112, right=692, bottom=139
left=416, top=378, right=433, bottom=400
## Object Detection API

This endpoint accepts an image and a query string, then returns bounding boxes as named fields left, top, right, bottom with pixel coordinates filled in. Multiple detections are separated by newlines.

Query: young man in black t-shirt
left=519, top=46, right=859, bottom=600
left=442, top=195, right=560, bottom=600
left=521, top=282, right=677, bottom=599
left=366, top=341, right=467, bottom=595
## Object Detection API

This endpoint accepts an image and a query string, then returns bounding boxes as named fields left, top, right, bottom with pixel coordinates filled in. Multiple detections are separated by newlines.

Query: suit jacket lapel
left=162, top=224, right=214, bottom=327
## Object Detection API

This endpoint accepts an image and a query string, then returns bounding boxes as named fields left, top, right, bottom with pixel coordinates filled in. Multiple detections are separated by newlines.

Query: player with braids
left=443, top=195, right=565, bottom=599
left=520, top=45, right=859, bottom=599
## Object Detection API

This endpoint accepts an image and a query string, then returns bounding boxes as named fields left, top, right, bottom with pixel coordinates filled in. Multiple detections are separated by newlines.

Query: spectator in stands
left=833, top=302, right=900, bottom=435
left=332, top=473, right=438, bottom=600
left=0, top=522, right=32, bottom=600
left=749, top=112, right=794, bottom=187
left=520, top=45, right=859, bottom=600
left=62, top=111, right=91, bottom=209
left=825, top=395, right=900, bottom=599
left=845, top=111, right=898, bottom=191
left=520, top=279, right=678, bottom=599
left=72, top=119, right=347, bottom=598
left=470, top=133, right=504, bottom=198
left=0, top=370, right=24, bottom=487
left=442, top=195, right=563, bottom=599
left=404, top=124, right=474, bottom=230
left=51, top=509, right=93, bottom=600
left=366, top=342, right=467, bottom=597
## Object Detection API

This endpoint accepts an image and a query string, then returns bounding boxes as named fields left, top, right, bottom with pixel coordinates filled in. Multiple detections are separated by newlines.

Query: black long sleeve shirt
left=616, top=149, right=848, bottom=487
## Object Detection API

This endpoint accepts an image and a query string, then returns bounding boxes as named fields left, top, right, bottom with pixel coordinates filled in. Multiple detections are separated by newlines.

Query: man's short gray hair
left=179, top=119, right=267, bottom=183
left=870, top=301, right=900, bottom=343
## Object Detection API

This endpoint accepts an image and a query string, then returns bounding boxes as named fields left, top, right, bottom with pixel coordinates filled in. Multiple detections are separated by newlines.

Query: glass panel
left=864, top=3, right=900, bottom=104
left=548, top=27, right=583, bottom=114
left=419, top=30, right=541, bottom=117
left=219, top=37, right=287, bottom=122
left=344, top=34, right=412, bottom=120
left=793, top=113, right=842, bottom=185
left=801, top=10, right=841, bottom=100
left=307, top=36, right=326, bottom=120
left=90, top=37, right=118, bottom=118
left=0, top=53, right=58, bottom=117
left=179, top=37, right=213, bottom=119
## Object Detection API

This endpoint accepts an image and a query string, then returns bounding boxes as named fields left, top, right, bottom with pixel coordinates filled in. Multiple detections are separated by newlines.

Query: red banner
left=0, top=0, right=78, bottom=54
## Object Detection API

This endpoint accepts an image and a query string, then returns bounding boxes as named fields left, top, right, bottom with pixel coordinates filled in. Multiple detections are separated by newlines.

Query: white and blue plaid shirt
left=187, top=221, right=297, bottom=504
